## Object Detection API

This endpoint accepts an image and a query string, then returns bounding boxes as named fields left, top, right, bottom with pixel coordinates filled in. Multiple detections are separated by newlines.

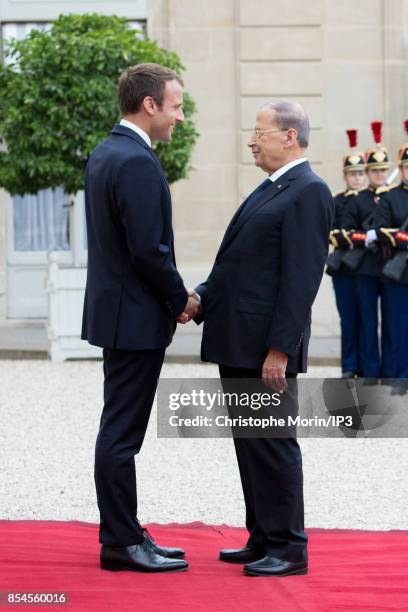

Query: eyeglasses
left=252, top=128, right=287, bottom=139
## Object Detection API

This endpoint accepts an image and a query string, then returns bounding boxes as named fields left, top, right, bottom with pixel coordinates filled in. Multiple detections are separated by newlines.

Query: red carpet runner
left=0, top=521, right=407, bottom=611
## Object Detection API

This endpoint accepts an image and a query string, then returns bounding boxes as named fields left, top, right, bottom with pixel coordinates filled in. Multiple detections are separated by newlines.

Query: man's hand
left=262, top=349, right=288, bottom=393
left=177, top=289, right=202, bottom=324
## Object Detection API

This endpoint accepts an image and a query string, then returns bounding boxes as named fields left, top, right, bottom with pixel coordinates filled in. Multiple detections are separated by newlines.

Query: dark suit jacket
left=195, top=161, right=334, bottom=373
left=81, top=124, right=188, bottom=350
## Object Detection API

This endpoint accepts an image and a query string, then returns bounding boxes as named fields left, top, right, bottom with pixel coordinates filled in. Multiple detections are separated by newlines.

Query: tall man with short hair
left=82, top=63, right=199, bottom=573
left=195, top=101, right=334, bottom=577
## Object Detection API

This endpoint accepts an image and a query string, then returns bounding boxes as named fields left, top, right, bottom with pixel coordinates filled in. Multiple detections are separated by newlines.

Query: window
left=13, top=188, right=70, bottom=252
left=2, top=19, right=146, bottom=254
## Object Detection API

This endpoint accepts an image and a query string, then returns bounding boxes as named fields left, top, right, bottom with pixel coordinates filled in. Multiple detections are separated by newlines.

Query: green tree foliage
left=0, top=13, right=199, bottom=195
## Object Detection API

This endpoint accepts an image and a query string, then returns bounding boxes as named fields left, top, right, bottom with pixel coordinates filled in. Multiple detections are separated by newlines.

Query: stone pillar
left=149, top=0, right=239, bottom=273
left=324, top=0, right=408, bottom=193
left=382, top=0, right=408, bottom=163
left=238, top=0, right=325, bottom=195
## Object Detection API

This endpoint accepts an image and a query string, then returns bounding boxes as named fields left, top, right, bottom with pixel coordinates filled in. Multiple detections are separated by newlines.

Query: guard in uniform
left=373, top=121, right=408, bottom=393
left=341, top=121, right=393, bottom=378
left=327, top=129, right=365, bottom=377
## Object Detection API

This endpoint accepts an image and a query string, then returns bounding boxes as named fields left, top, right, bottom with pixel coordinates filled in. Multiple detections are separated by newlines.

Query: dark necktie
left=251, top=177, right=273, bottom=198
left=236, top=177, right=273, bottom=224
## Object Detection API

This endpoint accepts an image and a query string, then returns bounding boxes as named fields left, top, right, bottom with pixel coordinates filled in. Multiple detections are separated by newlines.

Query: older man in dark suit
left=195, top=101, right=334, bottom=576
left=82, top=63, right=200, bottom=573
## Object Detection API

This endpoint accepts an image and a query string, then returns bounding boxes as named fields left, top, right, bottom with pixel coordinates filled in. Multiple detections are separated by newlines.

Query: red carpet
left=0, top=522, right=407, bottom=611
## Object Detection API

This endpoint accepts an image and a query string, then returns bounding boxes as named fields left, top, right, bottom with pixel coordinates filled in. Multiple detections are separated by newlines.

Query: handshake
left=177, top=289, right=202, bottom=324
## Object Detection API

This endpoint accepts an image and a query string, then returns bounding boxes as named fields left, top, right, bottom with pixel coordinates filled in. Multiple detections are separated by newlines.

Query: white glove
left=365, top=229, right=377, bottom=247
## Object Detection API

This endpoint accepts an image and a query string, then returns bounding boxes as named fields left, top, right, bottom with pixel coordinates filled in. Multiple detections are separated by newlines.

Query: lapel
left=217, top=181, right=275, bottom=254
left=111, top=123, right=171, bottom=197
left=218, top=161, right=311, bottom=257
left=111, top=123, right=151, bottom=150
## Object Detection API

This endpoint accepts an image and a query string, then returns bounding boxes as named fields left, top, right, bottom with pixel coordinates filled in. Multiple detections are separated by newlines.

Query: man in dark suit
left=195, top=101, right=334, bottom=576
left=82, top=63, right=200, bottom=573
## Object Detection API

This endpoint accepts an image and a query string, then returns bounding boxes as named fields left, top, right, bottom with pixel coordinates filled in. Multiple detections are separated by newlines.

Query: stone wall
left=149, top=0, right=408, bottom=339
left=1, top=0, right=408, bottom=339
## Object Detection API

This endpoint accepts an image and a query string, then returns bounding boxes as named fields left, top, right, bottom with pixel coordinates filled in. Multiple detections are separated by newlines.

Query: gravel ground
left=0, top=360, right=407, bottom=530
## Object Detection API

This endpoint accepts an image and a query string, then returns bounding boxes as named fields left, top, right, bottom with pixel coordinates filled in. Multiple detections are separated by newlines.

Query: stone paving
left=0, top=360, right=407, bottom=530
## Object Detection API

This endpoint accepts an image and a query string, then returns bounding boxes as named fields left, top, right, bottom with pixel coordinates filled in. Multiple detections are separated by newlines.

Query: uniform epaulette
left=388, top=183, right=399, bottom=190
left=375, top=185, right=390, bottom=195
left=344, top=189, right=359, bottom=197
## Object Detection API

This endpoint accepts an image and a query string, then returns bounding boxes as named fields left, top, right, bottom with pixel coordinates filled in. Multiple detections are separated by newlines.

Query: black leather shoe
left=244, top=555, right=307, bottom=577
left=219, top=545, right=264, bottom=564
left=142, top=529, right=185, bottom=559
left=391, top=384, right=407, bottom=396
left=100, top=539, right=188, bottom=573
left=342, top=371, right=357, bottom=379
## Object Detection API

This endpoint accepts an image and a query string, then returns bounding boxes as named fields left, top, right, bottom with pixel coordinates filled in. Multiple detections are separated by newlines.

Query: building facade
left=1, top=0, right=407, bottom=344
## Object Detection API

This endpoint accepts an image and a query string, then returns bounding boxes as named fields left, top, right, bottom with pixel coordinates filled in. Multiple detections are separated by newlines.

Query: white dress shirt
left=119, top=118, right=151, bottom=148
left=269, top=157, right=307, bottom=183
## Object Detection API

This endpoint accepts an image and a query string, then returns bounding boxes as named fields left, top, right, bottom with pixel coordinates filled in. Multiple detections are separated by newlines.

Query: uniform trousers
left=355, top=275, right=393, bottom=378
left=381, top=280, right=408, bottom=379
left=332, top=273, right=363, bottom=375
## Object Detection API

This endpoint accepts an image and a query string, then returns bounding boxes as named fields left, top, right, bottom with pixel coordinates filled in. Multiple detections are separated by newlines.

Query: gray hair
left=261, top=100, right=310, bottom=148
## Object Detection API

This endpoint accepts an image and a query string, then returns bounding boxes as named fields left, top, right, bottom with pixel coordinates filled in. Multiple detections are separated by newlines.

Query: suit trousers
left=95, top=347, right=165, bottom=546
left=219, top=364, right=307, bottom=562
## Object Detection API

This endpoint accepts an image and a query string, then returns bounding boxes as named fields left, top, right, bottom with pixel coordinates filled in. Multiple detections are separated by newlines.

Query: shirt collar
left=119, top=118, right=151, bottom=148
left=269, top=158, right=307, bottom=183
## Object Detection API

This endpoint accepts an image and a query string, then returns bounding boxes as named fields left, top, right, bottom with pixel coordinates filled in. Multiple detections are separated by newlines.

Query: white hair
left=261, top=100, right=310, bottom=148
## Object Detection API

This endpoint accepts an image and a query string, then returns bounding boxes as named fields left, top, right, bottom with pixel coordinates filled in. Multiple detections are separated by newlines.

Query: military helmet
left=397, top=120, right=408, bottom=167
left=365, top=121, right=390, bottom=170
left=343, top=129, right=365, bottom=172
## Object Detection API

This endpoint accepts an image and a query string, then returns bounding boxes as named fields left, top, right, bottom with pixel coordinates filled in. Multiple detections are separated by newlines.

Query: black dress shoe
left=142, top=529, right=185, bottom=559
left=100, top=539, right=188, bottom=573
left=244, top=555, right=307, bottom=577
left=341, top=371, right=357, bottom=379
left=391, top=384, right=407, bottom=396
left=219, top=545, right=264, bottom=564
